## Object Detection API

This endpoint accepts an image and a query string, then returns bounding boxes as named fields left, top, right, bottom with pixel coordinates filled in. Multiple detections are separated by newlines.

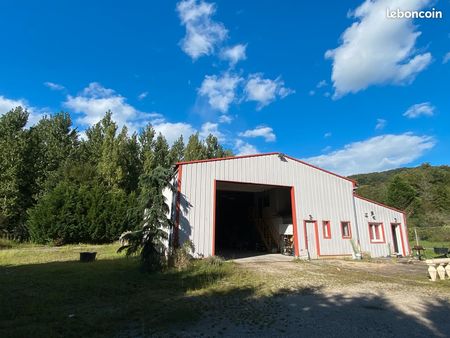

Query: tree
left=119, top=166, right=172, bottom=271
left=184, top=133, right=205, bottom=161
left=139, top=123, right=156, bottom=178
left=386, top=175, right=417, bottom=211
left=152, top=133, right=170, bottom=170
left=169, top=135, right=185, bottom=165
left=30, top=112, right=78, bottom=197
left=0, top=107, right=30, bottom=237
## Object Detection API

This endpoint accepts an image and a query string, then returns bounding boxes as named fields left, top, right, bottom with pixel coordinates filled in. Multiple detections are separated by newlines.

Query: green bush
left=28, top=180, right=137, bottom=245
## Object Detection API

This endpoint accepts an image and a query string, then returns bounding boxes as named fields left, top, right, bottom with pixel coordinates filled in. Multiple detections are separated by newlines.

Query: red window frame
left=340, top=221, right=352, bottom=239
left=368, top=222, right=386, bottom=243
left=322, top=221, right=331, bottom=239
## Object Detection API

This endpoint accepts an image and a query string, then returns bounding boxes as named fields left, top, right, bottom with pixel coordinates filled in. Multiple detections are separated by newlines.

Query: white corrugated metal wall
left=177, top=154, right=360, bottom=257
left=354, top=196, right=410, bottom=257
left=172, top=154, right=410, bottom=258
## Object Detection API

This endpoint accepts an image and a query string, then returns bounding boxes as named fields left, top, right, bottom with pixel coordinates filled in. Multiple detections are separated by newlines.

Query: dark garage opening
left=215, top=181, right=294, bottom=258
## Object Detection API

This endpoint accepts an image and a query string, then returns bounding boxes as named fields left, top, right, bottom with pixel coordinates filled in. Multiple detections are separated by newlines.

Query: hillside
left=349, top=164, right=450, bottom=234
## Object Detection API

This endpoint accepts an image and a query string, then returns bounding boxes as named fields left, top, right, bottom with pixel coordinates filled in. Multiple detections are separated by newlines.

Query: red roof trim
left=176, top=152, right=279, bottom=166
left=282, top=154, right=357, bottom=186
left=354, top=194, right=404, bottom=213
left=176, top=152, right=356, bottom=186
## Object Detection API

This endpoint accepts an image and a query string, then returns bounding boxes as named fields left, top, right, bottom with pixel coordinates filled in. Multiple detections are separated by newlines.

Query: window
left=341, top=221, right=351, bottom=239
left=368, top=223, right=385, bottom=243
left=323, top=221, right=331, bottom=239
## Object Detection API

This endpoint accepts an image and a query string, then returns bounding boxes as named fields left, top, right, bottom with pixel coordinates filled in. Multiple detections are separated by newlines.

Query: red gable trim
left=354, top=194, right=404, bottom=213
left=176, top=152, right=356, bottom=186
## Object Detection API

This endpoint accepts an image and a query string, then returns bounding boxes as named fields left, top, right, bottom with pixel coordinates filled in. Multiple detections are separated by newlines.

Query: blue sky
left=0, top=0, right=449, bottom=175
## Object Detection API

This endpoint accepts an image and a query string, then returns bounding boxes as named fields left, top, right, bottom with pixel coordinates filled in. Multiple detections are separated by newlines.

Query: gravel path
left=174, top=256, right=450, bottom=337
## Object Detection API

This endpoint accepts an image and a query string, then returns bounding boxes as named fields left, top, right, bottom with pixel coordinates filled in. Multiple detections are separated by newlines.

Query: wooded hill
left=350, top=164, right=450, bottom=235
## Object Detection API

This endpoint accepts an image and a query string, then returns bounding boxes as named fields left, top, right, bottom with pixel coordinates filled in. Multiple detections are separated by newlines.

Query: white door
left=305, top=221, right=319, bottom=259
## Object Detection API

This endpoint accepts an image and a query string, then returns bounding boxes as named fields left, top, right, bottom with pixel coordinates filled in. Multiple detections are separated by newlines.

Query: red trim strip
left=340, top=221, right=352, bottom=239
left=212, top=180, right=217, bottom=256
left=174, top=165, right=182, bottom=248
left=390, top=222, right=406, bottom=256
left=303, top=220, right=321, bottom=257
left=176, top=152, right=356, bottom=186
left=368, top=222, right=386, bottom=244
left=176, top=152, right=279, bottom=166
left=290, top=187, right=300, bottom=257
left=322, top=220, right=331, bottom=239
left=402, top=213, right=410, bottom=255
left=400, top=218, right=408, bottom=256
left=216, top=179, right=292, bottom=188
left=283, top=154, right=357, bottom=187
left=354, top=194, right=404, bottom=213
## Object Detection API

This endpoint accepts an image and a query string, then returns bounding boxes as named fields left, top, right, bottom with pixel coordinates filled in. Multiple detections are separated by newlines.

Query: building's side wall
left=354, top=196, right=409, bottom=257
left=179, top=154, right=357, bottom=257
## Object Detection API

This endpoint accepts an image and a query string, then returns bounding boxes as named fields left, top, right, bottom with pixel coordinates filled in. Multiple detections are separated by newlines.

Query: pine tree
left=139, top=123, right=156, bottom=177
left=118, top=166, right=172, bottom=271
left=30, top=112, right=78, bottom=197
left=387, top=175, right=417, bottom=211
left=152, top=133, right=170, bottom=170
left=169, top=135, right=185, bottom=165
left=0, top=107, right=31, bottom=237
left=184, top=133, right=205, bottom=161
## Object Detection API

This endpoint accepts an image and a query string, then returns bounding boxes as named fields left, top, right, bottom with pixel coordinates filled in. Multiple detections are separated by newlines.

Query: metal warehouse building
left=165, top=152, right=410, bottom=259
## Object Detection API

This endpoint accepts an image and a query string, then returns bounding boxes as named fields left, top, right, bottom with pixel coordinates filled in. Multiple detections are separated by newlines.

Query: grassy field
left=0, top=240, right=259, bottom=337
left=1, top=240, right=450, bottom=337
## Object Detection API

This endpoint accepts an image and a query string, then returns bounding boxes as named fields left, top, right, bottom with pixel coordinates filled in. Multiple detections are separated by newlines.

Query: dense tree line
left=0, top=107, right=232, bottom=244
left=351, top=164, right=450, bottom=230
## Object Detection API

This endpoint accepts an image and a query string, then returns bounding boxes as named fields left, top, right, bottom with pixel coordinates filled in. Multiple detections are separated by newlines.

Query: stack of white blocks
left=426, top=258, right=450, bottom=281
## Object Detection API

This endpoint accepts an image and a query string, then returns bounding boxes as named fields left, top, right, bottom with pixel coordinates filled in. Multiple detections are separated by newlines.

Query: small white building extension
left=166, top=153, right=410, bottom=259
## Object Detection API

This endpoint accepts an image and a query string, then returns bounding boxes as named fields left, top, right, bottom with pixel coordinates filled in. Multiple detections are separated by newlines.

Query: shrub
left=28, top=180, right=136, bottom=244
left=169, top=241, right=195, bottom=270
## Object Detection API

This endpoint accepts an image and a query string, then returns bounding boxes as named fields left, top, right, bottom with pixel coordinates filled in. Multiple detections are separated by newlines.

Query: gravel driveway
left=174, top=256, right=450, bottom=337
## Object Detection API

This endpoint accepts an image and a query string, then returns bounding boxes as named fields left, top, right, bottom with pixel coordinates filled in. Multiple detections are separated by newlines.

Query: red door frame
left=390, top=223, right=406, bottom=257
left=212, top=179, right=300, bottom=257
left=303, top=220, right=321, bottom=257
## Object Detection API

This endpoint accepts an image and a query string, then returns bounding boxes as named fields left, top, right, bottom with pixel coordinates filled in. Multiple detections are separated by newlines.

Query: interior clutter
left=215, top=183, right=294, bottom=257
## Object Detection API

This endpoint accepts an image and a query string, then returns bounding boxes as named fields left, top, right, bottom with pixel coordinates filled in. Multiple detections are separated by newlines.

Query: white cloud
left=176, top=0, right=228, bottom=60
left=198, top=73, right=242, bottom=112
left=153, top=121, right=196, bottom=145
left=64, top=82, right=199, bottom=144
left=0, top=95, right=45, bottom=127
left=235, top=139, right=259, bottom=155
left=305, top=133, right=435, bottom=175
left=309, top=90, right=315, bottom=96
left=316, top=80, right=328, bottom=88
left=138, top=91, right=148, bottom=100
left=403, top=102, right=435, bottom=118
left=326, top=0, right=432, bottom=98
left=239, top=126, right=276, bottom=142
left=64, top=82, right=151, bottom=133
left=443, top=52, right=450, bottom=64
left=44, top=82, right=65, bottom=91
left=220, top=44, right=247, bottom=66
left=324, top=132, right=332, bottom=138
left=244, top=73, right=294, bottom=109
left=218, top=114, right=233, bottom=124
left=375, top=118, right=387, bottom=130
left=0, top=96, right=28, bottom=115
left=199, top=121, right=224, bottom=140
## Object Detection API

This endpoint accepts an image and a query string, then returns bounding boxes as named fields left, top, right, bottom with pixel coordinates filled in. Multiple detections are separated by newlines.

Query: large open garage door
left=214, top=181, right=296, bottom=258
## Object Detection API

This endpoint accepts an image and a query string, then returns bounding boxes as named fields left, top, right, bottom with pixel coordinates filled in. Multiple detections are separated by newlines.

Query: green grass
left=0, top=242, right=241, bottom=337
left=1, top=241, right=449, bottom=337
left=409, top=240, right=450, bottom=259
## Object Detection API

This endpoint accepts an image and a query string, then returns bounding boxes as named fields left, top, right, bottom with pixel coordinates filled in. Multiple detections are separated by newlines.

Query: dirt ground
left=173, top=255, right=450, bottom=337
